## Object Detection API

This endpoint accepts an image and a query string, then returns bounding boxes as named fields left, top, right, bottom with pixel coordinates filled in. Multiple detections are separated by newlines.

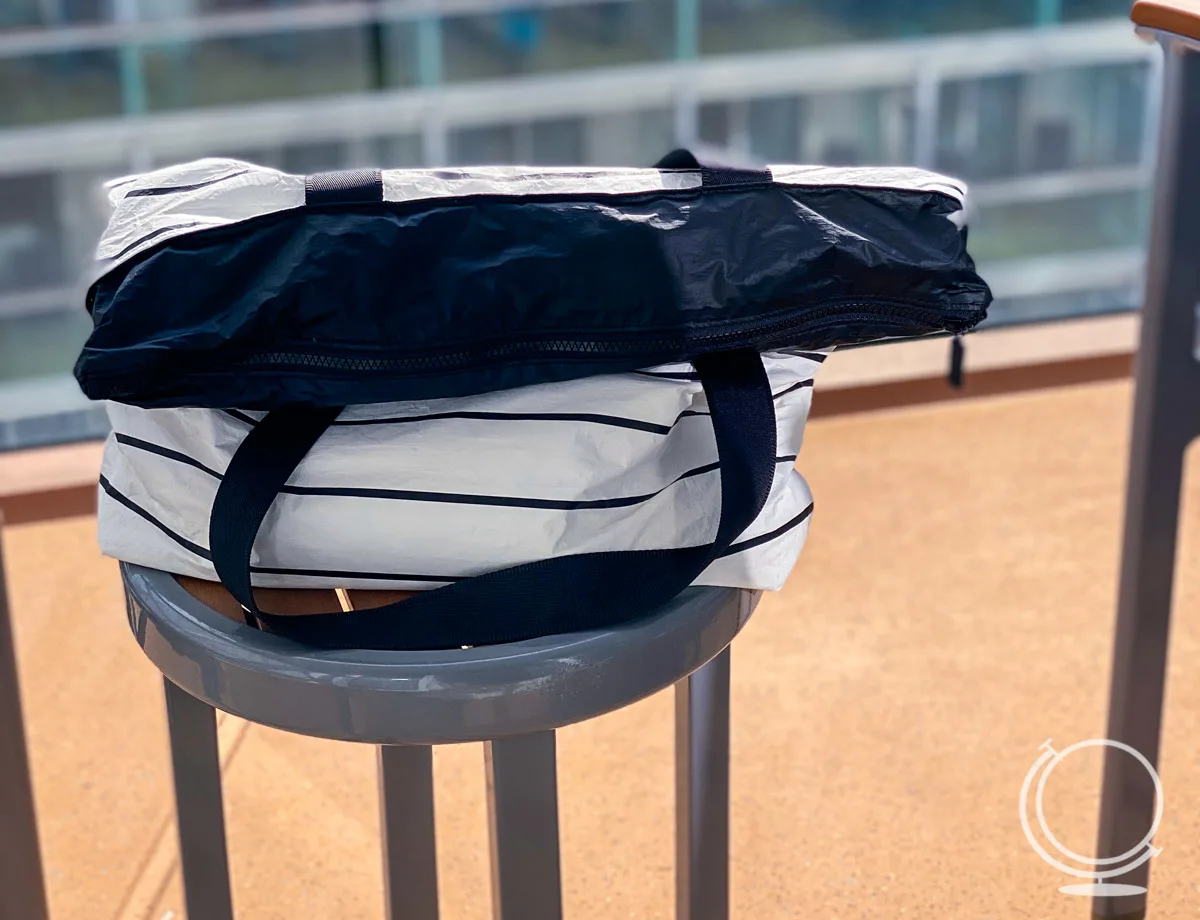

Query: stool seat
left=124, top=562, right=759, bottom=744
left=123, top=562, right=758, bottom=920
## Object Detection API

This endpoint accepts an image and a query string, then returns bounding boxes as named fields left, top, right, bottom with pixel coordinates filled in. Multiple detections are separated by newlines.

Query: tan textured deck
left=5, top=378, right=1200, bottom=920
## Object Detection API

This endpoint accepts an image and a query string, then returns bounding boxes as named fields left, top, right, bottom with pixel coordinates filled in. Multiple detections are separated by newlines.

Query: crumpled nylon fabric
left=77, top=159, right=989, bottom=409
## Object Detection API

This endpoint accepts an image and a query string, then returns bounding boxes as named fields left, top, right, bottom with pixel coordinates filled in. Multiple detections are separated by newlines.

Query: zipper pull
left=948, top=334, right=965, bottom=389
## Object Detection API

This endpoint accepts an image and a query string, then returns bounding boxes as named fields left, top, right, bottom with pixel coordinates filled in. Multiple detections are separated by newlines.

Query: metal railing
left=0, top=16, right=1163, bottom=450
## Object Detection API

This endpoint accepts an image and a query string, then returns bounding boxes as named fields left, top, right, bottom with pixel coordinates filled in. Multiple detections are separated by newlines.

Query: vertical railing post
left=675, top=0, right=698, bottom=61
left=113, top=0, right=147, bottom=117
left=1036, top=0, right=1062, bottom=27
left=1093, top=34, right=1200, bottom=920
left=0, top=518, right=51, bottom=920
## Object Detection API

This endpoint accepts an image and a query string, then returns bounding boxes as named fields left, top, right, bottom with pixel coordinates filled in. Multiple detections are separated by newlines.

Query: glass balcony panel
left=141, top=26, right=388, bottom=112
left=443, top=0, right=674, bottom=83
left=0, top=50, right=123, bottom=126
left=0, top=172, right=64, bottom=294
left=937, top=63, right=1148, bottom=181
left=970, top=189, right=1150, bottom=263
left=1, top=0, right=107, bottom=30
left=700, top=0, right=1041, bottom=57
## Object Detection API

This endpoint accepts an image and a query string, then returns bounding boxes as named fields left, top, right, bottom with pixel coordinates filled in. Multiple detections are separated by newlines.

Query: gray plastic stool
left=122, top=563, right=760, bottom=920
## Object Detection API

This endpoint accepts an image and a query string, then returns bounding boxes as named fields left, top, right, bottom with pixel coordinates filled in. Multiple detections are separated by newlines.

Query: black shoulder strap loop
left=209, top=349, right=776, bottom=650
left=305, top=169, right=384, bottom=206
left=654, top=148, right=772, bottom=188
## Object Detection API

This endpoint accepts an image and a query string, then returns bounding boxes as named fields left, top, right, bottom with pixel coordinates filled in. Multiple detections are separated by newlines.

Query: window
left=700, top=96, right=803, bottom=163
left=0, top=311, right=92, bottom=388
left=937, top=74, right=1022, bottom=179
left=443, top=0, right=674, bottom=83
left=141, top=27, right=385, bottom=112
left=700, top=0, right=1041, bottom=56
left=0, top=51, right=123, bottom=127
left=937, top=64, right=1148, bottom=180
left=1061, top=0, right=1134, bottom=21
left=0, top=169, right=99, bottom=444
left=0, top=167, right=116, bottom=400
left=0, top=174, right=63, bottom=294
left=582, top=109, right=673, bottom=166
left=379, top=21, right=421, bottom=89
left=748, top=96, right=802, bottom=162
left=970, top=190, right=1150, bottom=263
left=449, top=124, right=517, bottom=165
left=704, top=88, right=912, bottom=165
left=447, top=118, right=586, bottom=166
left=800, top=87, right=914, bottom=164
left=196, top=0, right=358, bottom=10
left=281, top=141, right=348, bottom=175
left=375, top=134, right=424, bottom=169
left=1, top=0, right=107, bottom=29
left=530, top=118, right=585, bottom=165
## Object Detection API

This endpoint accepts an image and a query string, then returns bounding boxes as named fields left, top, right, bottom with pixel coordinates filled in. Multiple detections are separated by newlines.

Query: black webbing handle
left=208, top=349, right=777, bottom=650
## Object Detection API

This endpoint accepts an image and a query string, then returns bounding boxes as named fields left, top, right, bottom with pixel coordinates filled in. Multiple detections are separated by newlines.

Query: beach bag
left=77, top=151, right=990, bottom=649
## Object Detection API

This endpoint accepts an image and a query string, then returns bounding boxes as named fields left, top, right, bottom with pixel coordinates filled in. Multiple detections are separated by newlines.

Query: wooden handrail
left=1133, top=0, right=1200, bottom=41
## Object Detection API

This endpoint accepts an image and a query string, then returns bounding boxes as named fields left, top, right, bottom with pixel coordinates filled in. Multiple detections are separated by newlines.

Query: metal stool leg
left=0, top=528, right=50, bottom=920
left=484, top=731, right=563, bottom=920
left=1093, top=37, right=1200, bottom=920
left=379, top=745, right=440, bottom=920
left=164, top=676, right=234, bottom=920
left=675, top=646, right=731, bottom=920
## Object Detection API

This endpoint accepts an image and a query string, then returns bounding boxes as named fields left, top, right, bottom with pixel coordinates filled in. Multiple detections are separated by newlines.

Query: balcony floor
left=6, top=377, right=1200, bottom=920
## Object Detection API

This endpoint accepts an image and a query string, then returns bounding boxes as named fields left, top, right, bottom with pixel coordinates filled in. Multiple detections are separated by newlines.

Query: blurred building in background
left=0, top=0, right=1152, bottom=447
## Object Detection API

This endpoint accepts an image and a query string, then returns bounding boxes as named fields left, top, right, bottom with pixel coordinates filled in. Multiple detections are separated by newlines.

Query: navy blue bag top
left=77, top=153, right=989, bottom=410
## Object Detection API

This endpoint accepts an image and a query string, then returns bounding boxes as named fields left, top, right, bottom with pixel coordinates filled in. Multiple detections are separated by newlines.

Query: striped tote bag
left=78, top=152, right=990, bottom=648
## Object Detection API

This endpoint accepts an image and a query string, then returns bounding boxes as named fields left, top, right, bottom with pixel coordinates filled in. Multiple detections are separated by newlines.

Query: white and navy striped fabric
left=94, top=158, right=967, bottom=271
left=98, top=350, right=820, bottom=592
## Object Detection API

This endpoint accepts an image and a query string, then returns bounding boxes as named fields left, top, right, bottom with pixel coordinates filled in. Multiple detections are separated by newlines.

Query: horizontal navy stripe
left=101, top=475, right=462, bottom=582
left=719, top=502, right=813, bottom=557
left=290, top=454, right=796, bottom=508
left=678, top=378, right=812, bottom=420
left=106, top=222, right=204, bottom=262
left=115, top=427, right=798, bottom=510
left=769, top=378, right=815, bottom=398
left=100, top=474, right=212, bottom=560
left=278, top=461, right=776, bottom=510
left=251, top=566, right=459, bottom=583
left=116, top=433, right=221, bottom=478
left=217, top=379, right=813, bottom=431
left=633, top=369, right=701, bottom=381
left=334, top=409, right=674, bottom=436
left=100, top=474, right=807, bottom=579
left=220, top=408, right=260, bottom=426
left=124, top=169, right=251, bottom=198
left=220, top=407, right=673, bottom=431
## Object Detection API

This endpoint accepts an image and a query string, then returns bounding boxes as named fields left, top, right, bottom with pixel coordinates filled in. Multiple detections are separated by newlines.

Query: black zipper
left=91, top=297, right=981, bottom=402
left=223, top=299, right=974, bottom=377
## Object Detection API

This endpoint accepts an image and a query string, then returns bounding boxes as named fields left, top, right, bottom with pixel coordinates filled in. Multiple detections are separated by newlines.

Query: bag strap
left=305, top=169, right=384, bottom=206
left=209, top=350, right=775, bottom=651
left=654, top=148, right=771, bottom=188
left=301, top=158, right=769, bottom=206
